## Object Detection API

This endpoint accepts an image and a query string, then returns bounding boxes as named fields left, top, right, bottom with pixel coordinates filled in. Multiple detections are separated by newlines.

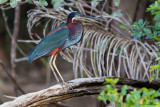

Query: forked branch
left=1, top=77, right=160, bottom=107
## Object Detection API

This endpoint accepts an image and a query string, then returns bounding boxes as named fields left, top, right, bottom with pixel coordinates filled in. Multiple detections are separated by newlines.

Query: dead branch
left=1, top=4, right=26, bottom=57
left=10, top=3, right=21, bottom=96
left=0, top=77, right=160, bottom=107
left=0, top=61, right=25, bottom=94
left=11, top=3, right=20, bottom=77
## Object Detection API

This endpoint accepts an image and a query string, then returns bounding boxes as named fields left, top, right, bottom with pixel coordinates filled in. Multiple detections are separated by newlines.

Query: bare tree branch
left=10, top=3, right=21, bottom=96
left=11, top=3, right=20, bottom=77
left=0, top=61, right=25, bottom=94
left=1, top=5, right=26, bottom=57
left=0, top=77, right=160, bottom=107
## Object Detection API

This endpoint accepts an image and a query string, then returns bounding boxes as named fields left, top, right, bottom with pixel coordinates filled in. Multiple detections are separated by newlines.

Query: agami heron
left=28, top=11, right=104, bottom=83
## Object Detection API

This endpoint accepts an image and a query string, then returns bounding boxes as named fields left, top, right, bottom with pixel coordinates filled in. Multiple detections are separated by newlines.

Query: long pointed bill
left=79, top=14, right=105, bottom=21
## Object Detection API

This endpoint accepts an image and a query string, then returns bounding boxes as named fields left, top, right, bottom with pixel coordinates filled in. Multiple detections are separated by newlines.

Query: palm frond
left=26, top=2, right=158, bottom=80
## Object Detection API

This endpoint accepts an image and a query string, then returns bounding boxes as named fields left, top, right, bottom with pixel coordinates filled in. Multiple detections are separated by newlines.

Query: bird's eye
left=72, top=17, right=75, bottom=23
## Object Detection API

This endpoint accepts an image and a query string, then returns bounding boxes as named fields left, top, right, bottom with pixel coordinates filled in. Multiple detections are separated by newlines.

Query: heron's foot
left=58, top=82, right=73, bottom=90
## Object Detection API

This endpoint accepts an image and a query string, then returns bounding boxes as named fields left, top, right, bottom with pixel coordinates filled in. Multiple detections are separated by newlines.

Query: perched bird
left=28, top=11, right=104, bottom=83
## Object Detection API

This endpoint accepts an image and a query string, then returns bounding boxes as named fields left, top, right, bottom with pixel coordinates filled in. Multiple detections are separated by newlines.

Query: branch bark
left=0, top=77, right=160, bottom=107
left=11, top=3, right=20, bottom=77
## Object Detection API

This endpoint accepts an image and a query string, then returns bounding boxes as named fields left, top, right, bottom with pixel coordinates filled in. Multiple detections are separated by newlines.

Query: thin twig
left=0, top=61, right=25, bottom=94
left=17, top=40, right=39, bottom=44
left=1, top=8, right=26, bottom=57
left=10, top=3, right=21, bottom=96
left=10, top=3, right=20, bottom=93
left=0, top=1, right=26, bottom=10
left=15, top=57, right=27, bottom=63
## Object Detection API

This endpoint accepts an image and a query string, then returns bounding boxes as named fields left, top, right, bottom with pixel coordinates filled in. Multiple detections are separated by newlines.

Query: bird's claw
left=58, top=82, right=73, bottom=90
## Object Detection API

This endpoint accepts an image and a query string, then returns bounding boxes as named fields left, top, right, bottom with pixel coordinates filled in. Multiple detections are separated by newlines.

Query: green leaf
left=26, top=0, right=33, bottom=4
left=98, top=95, right=105, bottom=100
left=149, top=74, right=157, bottom=82
left=116, top=102, right=122, bottom=107
left=120, top=25, right=126, bottom=29
left=143, top=28, right=152, bottom=34
left=109, top=94, right=116, bottom=101
left=133, top=22, right=138, bottom=25
left=154, top=13, right=160, bottom=21
left=158, top=67, right=160, bottom=72
left=105, top=78, right=113, bottom=84
left=141, top=88, right=148, bottom=98
left=155, top=90, right=160, bottom=97
left=141, top=33, right=146, bottom=36
left=51, top=0, right=63, bottom=9
left=114, top=0, right=120, bottom=7
left=105, top=78, right=119, bottom=86
left=138, top=19, right=143, bottom=25
left=150, top=65, right=159, bottom=72
left=0, top=0, right=8, bottom=4
left=116, top=46, right=124, bottom=54
left=147, top=0, right=160, bottom=21
left=111, top=10, right=123, bottom=18
left=158, top=22, right=160, bottom=27
left=131, top=32, right=138, bottom=36
left=131, top=24, right=139, bottom=30
left=116, top=47, right=121, bottom=54
left=148, top=90, right=156, bottom=96
left=154, top=36, right=160, bottom=41
left=113, top=78, right=119, bottom=85
left=141, top=21, right=147, bottom=29
left=121, top=85, right=127, bottom=95
left=10, top=0, right=17, bottom=8
left=106, top=85, right=113, bottom=91
left=131, top=34, right=142, bottom=41
left=100, top=90, right=105, bottom=96
left=145, top=35, right=154, bottom=39
left=91, top=0, right=102, bottom=8
left=39, top=0, right=48, bottom=6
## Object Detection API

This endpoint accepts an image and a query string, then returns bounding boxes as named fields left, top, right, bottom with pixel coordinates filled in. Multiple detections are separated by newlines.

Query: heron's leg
left=53, top=54, right=65, bottom=83
left=49, top=56, right=60, bottom=83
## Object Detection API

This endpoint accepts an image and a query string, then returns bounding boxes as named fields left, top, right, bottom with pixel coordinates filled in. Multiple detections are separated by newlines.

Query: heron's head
left=67, top=11, right=104, bottom=23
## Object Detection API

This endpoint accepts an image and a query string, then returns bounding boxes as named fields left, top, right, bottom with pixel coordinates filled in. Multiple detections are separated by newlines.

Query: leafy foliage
left=131, top=19, right=153, bottom=41
left=147, top=0, right=160, bottom=22
left=39, top=0, right=48, bottom=7
left=91, top=0, right=102, bottom=8
left=147, top=0, right=160, bottom=82
left=119, top=0, right=160, bottom=82
left=51, top=0, right=64, bottom=9
left=98, top=78, right=160, bottom=107
left=150, top=49, right=160, bottom=82
left=120, top=0, right=160, bottom=42
left=0, top=0, right=8, bottom=4
left=147, top=0, right=160, bottom=41
left=111, top=9, right=123, bottom=18
left=113, top=0, right=120, bottom=7
left=116, top=46, right=124, bottom=54
left=10, top=0, right=17, bottom=7
left=120, top=18, right=159, bottom=41
left=119, top=25, right=126, bottom=29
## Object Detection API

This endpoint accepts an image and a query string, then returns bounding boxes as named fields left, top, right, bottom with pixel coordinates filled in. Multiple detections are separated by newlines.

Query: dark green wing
left=28, top=25, right=70, bottom=62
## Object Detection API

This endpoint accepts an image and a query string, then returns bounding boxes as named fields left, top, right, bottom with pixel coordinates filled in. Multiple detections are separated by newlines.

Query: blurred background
left=0, top=0, right=156, bottom=106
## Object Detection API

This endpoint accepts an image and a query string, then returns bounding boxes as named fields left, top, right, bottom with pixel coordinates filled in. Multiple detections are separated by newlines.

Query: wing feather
left=28, top=26, right=70, bottom=63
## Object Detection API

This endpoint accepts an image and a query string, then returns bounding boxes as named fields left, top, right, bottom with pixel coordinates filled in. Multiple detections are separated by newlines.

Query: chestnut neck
left=67, top=18, right=82, bottom=35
